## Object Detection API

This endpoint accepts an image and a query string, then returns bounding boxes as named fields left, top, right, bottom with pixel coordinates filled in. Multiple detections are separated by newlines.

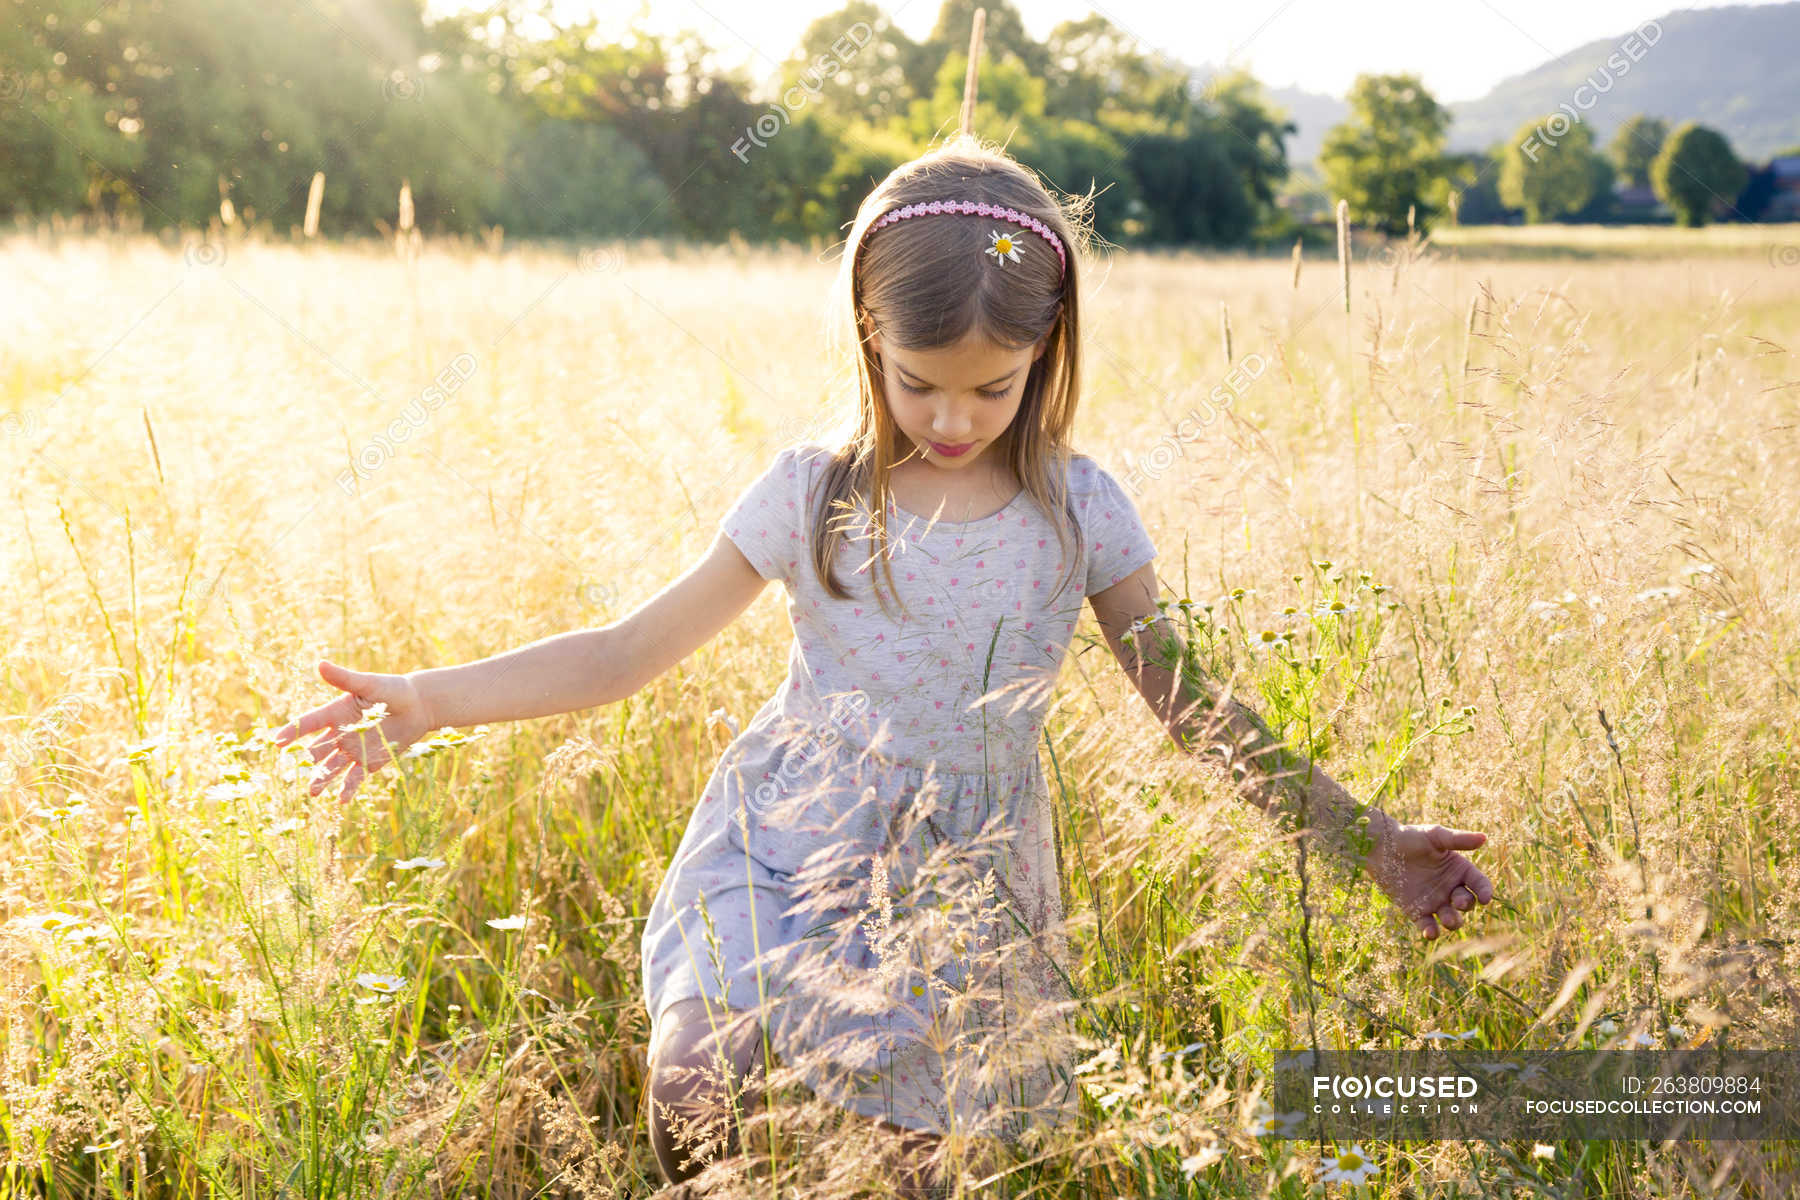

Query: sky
left=426, top=0, right=1783, bottom=103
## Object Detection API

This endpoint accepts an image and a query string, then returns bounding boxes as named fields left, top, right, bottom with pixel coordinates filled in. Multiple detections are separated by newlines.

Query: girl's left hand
left=1366, top=823, right=1495, bottom=939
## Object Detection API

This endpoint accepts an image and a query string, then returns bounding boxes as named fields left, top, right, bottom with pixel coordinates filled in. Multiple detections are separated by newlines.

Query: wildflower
left=1680, top=563, right=1716, bottom=580
left=1280, top=604, right=1300, bottom=616
left=1180, top=1147, right=1224, bottom=1176
left=1669, top=1024, right=1689, bottom=1040
left=1228, top=587, right=1252, bottom=602
left=1247, top=1107, right=1303, bottom=1137
left=1531, top=1143, right=1555, bottom=1160
left=82, top=1139, right=123, bottom=1154
left=486, top=915, right=528, bottom=931
left=32, top=796, right=90, bottom=821
left=1626, top=1031, right=1655, bottom=1047
left=1634, top=585, right=1682, bottom=603
left=1368, top=582, right=1389, bottom=595
left=28, top=911, right=86, bottom=934
left=1312, top=559, right=1333, bottom=572
left=266, top=818, right=304, bottom=836
left=1594, top=1018, right=1618, bottom=1035
left=985, top=229, right=1021, bottom=264
left=394, top=856, right=446, bottom=870
left=125, top=737, right=164, bottom=763
left=1072, top=1044, right=1121, bottom=1076
left=340, top=702, right=389, bottom=732
left=205, top=778, right=259, bottom=802
left=1421, top=1028, right=1479, bottom=1043
left=1318, top=1144, right=1376, bottom=1185
left=1317, top=598, right=1357, bottom=616
left=354, top=972, right=406, bottom=994
left=707, top=707, right=741, bottom=738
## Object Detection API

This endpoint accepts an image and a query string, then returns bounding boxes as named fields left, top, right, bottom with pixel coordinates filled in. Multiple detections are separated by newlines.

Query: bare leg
left=647, top=998, right=992, bottom=1196
left=646, top=996, right=771, bottom=1185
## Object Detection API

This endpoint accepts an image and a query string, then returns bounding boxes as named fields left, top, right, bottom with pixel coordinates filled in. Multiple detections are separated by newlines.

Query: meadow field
left=1, top=223, right=1796, bottom=1198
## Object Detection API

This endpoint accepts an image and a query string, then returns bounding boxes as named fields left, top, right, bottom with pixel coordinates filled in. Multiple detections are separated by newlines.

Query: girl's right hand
left=273, top=659, right=435, bottom=804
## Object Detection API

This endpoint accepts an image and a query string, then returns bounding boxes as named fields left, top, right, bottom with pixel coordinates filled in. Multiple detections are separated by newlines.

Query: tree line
left=0, top=0, right=1296, bottom=247
left=1317, top=73, right=1793, bottom=234
left=4, top=0, right=1789, bottom=247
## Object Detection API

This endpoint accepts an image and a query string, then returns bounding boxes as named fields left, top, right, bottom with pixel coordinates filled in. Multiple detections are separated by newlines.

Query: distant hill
left=1260, top=84, right=1348, bottom=169
left=1447, top=3, right=1800, bottom=160
left=1201, top=4, right=1800, bottom=174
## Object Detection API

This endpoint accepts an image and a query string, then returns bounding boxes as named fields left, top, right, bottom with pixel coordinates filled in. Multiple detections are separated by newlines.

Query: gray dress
left=640, top=440, right=1158, bottom=1141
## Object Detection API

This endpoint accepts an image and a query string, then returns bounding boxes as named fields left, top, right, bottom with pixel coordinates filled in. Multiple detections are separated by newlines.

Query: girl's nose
left=932, top=406, right=972, bottom=439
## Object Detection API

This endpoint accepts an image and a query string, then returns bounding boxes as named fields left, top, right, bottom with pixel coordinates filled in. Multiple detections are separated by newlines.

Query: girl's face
left=868, top=326, right=1047, bottom=473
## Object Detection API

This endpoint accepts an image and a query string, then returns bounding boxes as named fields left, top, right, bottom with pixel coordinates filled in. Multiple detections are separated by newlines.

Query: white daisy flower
left=32, top=796, right=90, bottom=822
left=1318, top=1143, right=1377, bottom=1185
left=1531, top=1142, right=1556, bottom=1160
left=28, top=911, right=87, bottom=934
left=1180, top=1146, right=1224, bottom=1176
left=354, top=972, right=406, bottom=994
left=486, top=915, right=528, bottom=931
left=393, top=856, right=446, bottom=871
left=1248, top=1106, right=1304, bottom=1137
left=984, top=229, right=1022, bottom=264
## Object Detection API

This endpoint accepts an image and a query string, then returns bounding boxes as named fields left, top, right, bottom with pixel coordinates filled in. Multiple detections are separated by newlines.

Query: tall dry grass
left=1, top=220, right=1796, bottom=1197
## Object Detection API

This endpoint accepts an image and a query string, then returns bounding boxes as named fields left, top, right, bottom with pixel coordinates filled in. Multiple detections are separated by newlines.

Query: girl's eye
left=895, top=379, right=1010, bottom=399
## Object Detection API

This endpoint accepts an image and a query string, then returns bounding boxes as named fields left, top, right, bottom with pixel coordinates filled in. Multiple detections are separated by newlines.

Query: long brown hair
left=809, top=132, right=1094, bottom=619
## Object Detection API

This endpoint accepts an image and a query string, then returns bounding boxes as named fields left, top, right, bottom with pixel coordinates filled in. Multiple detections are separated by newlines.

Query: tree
left=1318, top=73, right=1450, bottom=236
left=1609, top=115, right=1668, bottom=190
left=1499, top=115, right=1599, bottom=223
left=1651, top=122, right=1747, bottom=227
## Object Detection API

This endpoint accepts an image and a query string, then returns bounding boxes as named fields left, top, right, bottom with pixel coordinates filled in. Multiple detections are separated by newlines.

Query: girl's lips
left=930, top=441, right=975, bottom=457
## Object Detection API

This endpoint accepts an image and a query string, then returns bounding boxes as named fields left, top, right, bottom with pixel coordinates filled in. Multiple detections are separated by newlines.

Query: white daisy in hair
left=985, top=228, right=1021, bottom=264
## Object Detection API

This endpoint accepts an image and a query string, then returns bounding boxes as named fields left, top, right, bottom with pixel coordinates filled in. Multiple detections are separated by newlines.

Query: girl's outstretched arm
left=274, top=530, right=770, bottom=802
left=1087, top=563, right=1495, bottom=940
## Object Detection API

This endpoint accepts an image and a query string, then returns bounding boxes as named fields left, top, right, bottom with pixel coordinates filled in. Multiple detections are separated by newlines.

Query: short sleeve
left=1076, top=458, right=1158, bottom=596
left=719, top=444, right=810, bottom=588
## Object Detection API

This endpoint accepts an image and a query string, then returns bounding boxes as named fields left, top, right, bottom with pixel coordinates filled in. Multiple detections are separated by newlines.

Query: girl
left=273, top=134, right=1495, bottom=1194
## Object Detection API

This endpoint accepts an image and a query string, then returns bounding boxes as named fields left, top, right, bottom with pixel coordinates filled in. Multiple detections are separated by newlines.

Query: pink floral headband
left=862, top=199, right=1067, bottom=279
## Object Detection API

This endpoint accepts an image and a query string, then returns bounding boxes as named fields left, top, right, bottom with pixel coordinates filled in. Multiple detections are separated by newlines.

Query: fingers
left=1434, top=903, right=1463, bottom=932
left=1427, top=825, right=1487, bottom=853
left=1451, top=884, right=1477, bottom=911
left=1415, top=913, right=1440, bottom=939
left=337, top=763, right=365, bottom=804
left=1465, top=864, right=1495, bottom=904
